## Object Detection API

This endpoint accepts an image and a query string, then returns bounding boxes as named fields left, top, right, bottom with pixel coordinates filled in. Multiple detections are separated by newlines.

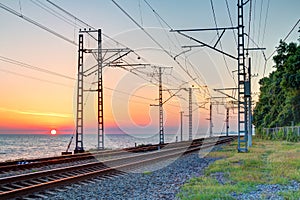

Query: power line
left=138, top=0, right=144, bottom=26
left=144, top=0, right=184, bottom=51
left=143, top=0, right=172, bottom=30
left=251, top=0, right=259, bottom=71
left=256, top=0, right=269, bottom=78
left=34, top=1, right=158, bottom=90
left=46, top=0, right=91, bottom=29
left=257, top=0, right=264, bottom=46
left=263, top=18, right=300, bottom=77
left=45, top=0, right=150, bottom=63
left=0, top=7, right=172, bottom=105
left=0, top=55, right=156, bottom=101
left=254, top=0, right=269, bottom=76
left=30, top=0, right=77, bottom=28
left=250, top=0, right=256, bottom=57
left=210, top=0, right=236, bottom=86
left=111, top=0, right=171, bottom=56
left=111, top=0, right=210, bottom=98
left=0, top=65, right=162, bottom=109
left=8, top=0, right=207, bottom=98
left=266, top=18, right=300, bottom=61
left=0, top=2, right=77, bottom=46
left=143, top=0, right=208, bottom=87
left=0, top=56, right=75, bottom=80
left=0, top=68, right=73, bottom=88
left=0, top=2, right=161, bottom=100
left=261, top=0, right=270, bottom=46
left=246, top=0, right=252, bottom=49
left=225, top=0, right=237, bottom=45
left=45, top=0, right=146, bottom=61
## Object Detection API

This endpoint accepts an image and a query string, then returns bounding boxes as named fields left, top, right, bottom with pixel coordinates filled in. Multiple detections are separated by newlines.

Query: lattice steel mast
left=237, top=0, right=249, bottom=152
left=74, top=29, right=136, bottom=152
left=150, top=66, right=173, bottom=144
left=226, top=107, right=230, bottom=136
left=209, top=102, right=213, bottom=137
left=97, top=29, right=104, bottom=150
left=188, top=88, right=193, bottom=141
left=75, top=29, right=104, bottom=152
left=180, top=111, right=184, bottom=141
left=75, top=34, right=84, bottom=153
left=158, top=67, right=164, bottom=144
left=171, top=0, right=252, bottom=152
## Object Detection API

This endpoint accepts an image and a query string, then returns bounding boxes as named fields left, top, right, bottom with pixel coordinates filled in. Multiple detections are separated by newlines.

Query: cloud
left=0, top=107, right=72, bottom=118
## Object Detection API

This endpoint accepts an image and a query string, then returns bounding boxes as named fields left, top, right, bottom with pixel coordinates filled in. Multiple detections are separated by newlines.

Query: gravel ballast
left=43, top=147, right=300, bottom=199
left=49, top=152, right=218, bottom=200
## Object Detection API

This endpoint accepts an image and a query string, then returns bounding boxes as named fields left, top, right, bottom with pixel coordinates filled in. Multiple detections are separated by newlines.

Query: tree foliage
left=253, top=39, right=300, bottom=130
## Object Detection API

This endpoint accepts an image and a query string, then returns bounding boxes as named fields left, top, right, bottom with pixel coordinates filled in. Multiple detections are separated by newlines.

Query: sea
left=0, top=132, right=179, bottom=162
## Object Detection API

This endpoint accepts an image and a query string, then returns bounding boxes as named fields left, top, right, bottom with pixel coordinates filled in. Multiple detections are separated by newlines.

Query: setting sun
left=50, top=129, right=57, bottom=135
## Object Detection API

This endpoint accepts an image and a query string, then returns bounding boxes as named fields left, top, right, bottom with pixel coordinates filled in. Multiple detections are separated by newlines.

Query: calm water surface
left=0, top=132, right=178, bottom=162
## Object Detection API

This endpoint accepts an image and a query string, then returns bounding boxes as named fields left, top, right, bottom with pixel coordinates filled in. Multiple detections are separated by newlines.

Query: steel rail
left=0, top=137, right=235, bottom=199
left=0, top=136, right=229, bottom=172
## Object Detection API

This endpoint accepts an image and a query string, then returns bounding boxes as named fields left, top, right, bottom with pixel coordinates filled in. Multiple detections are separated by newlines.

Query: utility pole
left=188, top=88, right=193, bottom=141
left=75, top=34, right=84, bottom=153
left=75, top=29, right=104, bottom=152
left=237, top=0, right=249, bottom=152
left=171, top=0, right=257, bottom=152
left=183, top=86, right=207, bottom=141
left=209, top=102, right=213, bottom=137
left=150, top=66, right=172, bottom=144
left=205, top=97, right=229, bottom=137
left=244, top=50, right=265, bottom=148
left=74, top=29, right=136, bottom=153
left=205, top=101, right=213, bottom=137
left=248, top=57, right=252, bottom=147
left=180, top=111, right=184, bottom=141
left=158, top=67, right=164, bottom=144
left=97, top=29, right=104, bottom=150
left=226, top=107, right=229, bottom=136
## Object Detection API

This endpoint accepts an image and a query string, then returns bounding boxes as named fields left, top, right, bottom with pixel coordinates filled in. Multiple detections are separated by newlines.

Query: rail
left=0, top=136, right=230, bottom=172
left=0, top=136, right=235, bottom=199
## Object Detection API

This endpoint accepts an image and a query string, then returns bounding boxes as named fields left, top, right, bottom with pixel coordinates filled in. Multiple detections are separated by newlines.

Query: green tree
left=253, top=39, right=300, bottom=131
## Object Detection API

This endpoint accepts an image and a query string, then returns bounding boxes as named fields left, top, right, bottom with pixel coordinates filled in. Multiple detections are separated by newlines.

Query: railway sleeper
left=0, top=137, right=235, bottom=199
left=17, top=181, right=33, bottom=187
left=6, top=183, right=22, bottom=189
left=43, top=190, right=58, bottom=195
left=26, top=180, right=43, bottom=185
left=0, top=185, right=14, bottom=192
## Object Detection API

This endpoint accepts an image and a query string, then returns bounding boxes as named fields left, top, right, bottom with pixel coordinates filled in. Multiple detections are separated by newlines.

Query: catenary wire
left=210, top=0, right=236, bottom=86
left=0, top=55, right=156, bottom=101
left=225, top=0, right=237, bottom=46
left=0, top=2, right=77, bottom=45
left=111, top=0, right=210, bottom=98
left=45, top=0, right=147, bottom=61
left=263, top=18, right=300, bottom=77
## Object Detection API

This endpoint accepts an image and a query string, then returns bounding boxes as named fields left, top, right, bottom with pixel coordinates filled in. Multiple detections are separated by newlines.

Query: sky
left=0, top=0, right=299, bottom=137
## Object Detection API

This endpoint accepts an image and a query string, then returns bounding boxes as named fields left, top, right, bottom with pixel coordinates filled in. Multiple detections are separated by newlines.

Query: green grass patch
left=279, top=190, right=300, bottom=199
left=178, top=138, right=300, bottom=199
left=178, top=176, right=253, bottom=200
left=142, top=171, right=152, bottom=175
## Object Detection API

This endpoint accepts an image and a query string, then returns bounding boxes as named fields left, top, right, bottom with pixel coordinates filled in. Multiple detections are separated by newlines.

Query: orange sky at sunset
left=0, top=0, right=299, bottom=135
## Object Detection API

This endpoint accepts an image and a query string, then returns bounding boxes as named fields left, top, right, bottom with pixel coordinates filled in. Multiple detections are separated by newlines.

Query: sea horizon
left=0, top=131, right=181, bottom=162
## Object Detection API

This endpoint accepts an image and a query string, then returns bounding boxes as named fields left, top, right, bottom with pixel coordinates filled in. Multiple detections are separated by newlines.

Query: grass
left=279, top=190, right=300, bottom=199
left=177, top=138, right=300, bottom=200
left=142, top=171, right=152, bottom=175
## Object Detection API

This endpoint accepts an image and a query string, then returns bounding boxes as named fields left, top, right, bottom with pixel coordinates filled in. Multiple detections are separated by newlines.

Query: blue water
left=0, top=132, right=179, bottom=162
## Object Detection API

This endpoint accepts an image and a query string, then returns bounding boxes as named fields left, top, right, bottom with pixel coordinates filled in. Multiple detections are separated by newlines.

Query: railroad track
left=0, top=136, right=235, bottom=199
left=0, top=136, right=231, bottom=173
